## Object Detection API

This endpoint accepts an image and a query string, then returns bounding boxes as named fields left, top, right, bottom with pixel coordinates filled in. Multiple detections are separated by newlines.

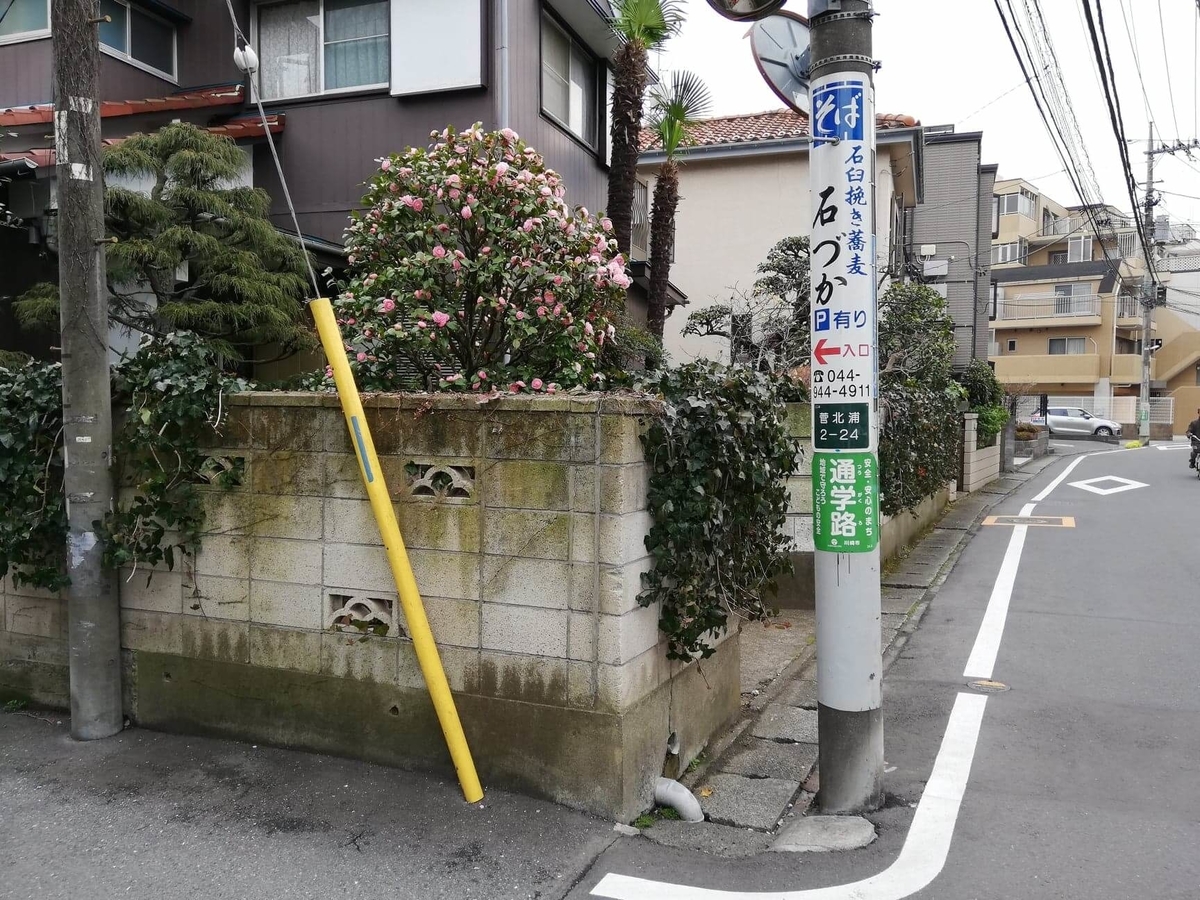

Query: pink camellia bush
left=335, top=124, right=629, bottom=392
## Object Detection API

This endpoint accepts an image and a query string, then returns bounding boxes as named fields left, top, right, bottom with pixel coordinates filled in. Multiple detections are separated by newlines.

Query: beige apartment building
left=988, top=178, right=1150, bottom=407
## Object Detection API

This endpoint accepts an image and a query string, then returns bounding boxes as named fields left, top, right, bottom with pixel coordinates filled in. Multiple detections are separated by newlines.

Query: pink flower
left=432, top=245, right=447, bottom=259
left=380, top=159, right=391, bottom=171
left=495, top=161, right=509, bottom=176
left=553, top=276, right=563, bottom=286
left=584, top=321, right=594, bottom=336
left=544, top=290, right=556, bottom=302
left=515, top=310, right=525, bottom=320
left=432, top=311, right=451, bottom=327
left=417, top=320, right=428, bottom=329
left=437, top=223, right=450, bottom=233
left=480, top=246, right=491, bottom=254
left=412, top=198, right=424, bottom=212
left=501, top=127, right=519, bottom=142
left=462, top=206, right=473, bottom=220
left=452, top=259, right=461, bottom=271
left=509, top=380, right=526, bottom=393
left=478, top=370, right=488, bottom=380
left=600, top=217, right=612, bottom=232
left=522, top=219, right=535, bottom=233
left=553, top=304, right=563, bottom=316
left=381, top=299, right=395, bottom=312
left=537, top=306, right=548, bottom=317
left=446, top=174, right=461, bottom=186
left=356, top=352, right=367, bottom=362
left=546, top=383, right=558, bottom=394
left=531, top=378, right=544, bottom=390
left=449, top=189, right=461, bottom=200
left=389, top=183, right=399, bottom=193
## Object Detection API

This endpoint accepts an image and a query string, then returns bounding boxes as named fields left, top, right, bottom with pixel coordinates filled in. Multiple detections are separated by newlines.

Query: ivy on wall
left=0, top=333, right=246, bottom=590
left=636, top=362, right=800, bottom=660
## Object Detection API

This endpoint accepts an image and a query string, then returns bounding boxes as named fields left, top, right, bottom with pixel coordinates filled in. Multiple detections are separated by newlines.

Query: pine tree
left=15, top=122, right=311, bottom=359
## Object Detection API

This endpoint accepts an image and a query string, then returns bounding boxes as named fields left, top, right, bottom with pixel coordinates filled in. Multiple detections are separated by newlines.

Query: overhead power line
left=1156, top=0, right=1183, bottom=142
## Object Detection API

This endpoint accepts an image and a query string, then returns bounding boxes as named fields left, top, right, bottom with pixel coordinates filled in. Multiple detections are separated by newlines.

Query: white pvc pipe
left=654, top=777, right=704, bottom=824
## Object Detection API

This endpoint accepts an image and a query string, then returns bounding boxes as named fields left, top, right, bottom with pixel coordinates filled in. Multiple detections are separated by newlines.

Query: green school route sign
left=812, top=452, right=879, bottom=553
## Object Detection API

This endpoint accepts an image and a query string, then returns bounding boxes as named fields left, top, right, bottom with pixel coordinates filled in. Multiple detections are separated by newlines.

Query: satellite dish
left=751, top=12, right=812, bottom=115
left=705, top=0, right=787, bottom=22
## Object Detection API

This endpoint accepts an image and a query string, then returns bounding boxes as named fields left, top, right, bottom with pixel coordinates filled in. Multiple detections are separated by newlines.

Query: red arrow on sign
left=813, top=338, right=842, bottom=366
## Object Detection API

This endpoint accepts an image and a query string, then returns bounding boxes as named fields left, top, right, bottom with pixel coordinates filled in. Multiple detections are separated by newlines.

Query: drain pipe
left=654, top=777, right=704, bottom=823
left=496, top=0, right=510, bottom=130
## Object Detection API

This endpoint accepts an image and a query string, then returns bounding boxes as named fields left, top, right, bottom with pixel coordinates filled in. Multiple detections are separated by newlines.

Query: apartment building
left=987, top=178, right=1151, bottom=408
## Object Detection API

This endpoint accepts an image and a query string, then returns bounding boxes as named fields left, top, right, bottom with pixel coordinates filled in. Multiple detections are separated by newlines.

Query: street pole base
left=817, top=703, right=884, bottom=815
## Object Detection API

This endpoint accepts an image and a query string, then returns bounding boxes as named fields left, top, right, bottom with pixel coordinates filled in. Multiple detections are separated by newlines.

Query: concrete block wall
left=962, top=413, right=1001, bottom=493
left=0, top=392, right=741, bottom=820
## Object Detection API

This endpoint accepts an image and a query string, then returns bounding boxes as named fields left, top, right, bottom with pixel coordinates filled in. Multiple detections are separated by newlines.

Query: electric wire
left=1118, top=0, right=1161, bottom=126
left=221, top=0, right=322, bottom=300
left=1156, top=0, right=1183, bottom=142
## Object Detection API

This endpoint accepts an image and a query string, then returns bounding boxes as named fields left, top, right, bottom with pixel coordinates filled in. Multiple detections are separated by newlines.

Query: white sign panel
left=809, top=72, right=877, bottom=450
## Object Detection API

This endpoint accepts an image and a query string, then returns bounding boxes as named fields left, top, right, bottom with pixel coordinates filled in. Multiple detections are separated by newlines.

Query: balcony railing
left=1045, top=213, right=1136, bottom=235
left=996, top=293, right=1101, bottom=321
left=1117, top=294, right=1141, bottom=319
left=989, top=342, right=1001, bottom=357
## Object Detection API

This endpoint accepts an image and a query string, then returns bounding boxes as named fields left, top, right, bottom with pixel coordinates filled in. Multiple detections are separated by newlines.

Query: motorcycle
left=1191, top=435, right=1200, bottom=480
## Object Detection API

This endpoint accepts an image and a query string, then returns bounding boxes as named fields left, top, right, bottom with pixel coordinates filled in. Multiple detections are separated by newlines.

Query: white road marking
left=593, top=450, right=1127, bottom=900
left=1031, top=453, right=1091, bottom=501
left=1155, top=444, right=1189, bottom=451
left=590, top=693, right=990, bottom=900
left=961, top=518, right=1028, bottom=680
left=1068, top=476, right=1148, bottom=496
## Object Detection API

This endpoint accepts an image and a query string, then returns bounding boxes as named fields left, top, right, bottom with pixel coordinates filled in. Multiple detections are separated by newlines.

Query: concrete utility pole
left=53, top=0, right=123, bottom=739
left=1139, top=123, right=1156, bottom=443
left=807, top=0, right=884, bottom=814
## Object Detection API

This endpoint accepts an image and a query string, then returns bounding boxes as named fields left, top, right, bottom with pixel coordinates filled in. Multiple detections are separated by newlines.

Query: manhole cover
left=968, top=680, right=1010, bottom=693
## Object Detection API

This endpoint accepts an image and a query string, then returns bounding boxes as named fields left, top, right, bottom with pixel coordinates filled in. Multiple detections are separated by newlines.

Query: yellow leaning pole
left=309, top=297, right=484, bottom=804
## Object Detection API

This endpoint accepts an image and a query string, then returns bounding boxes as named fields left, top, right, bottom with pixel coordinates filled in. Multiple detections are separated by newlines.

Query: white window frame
left=1048, top=337, right=1087, bottom=355
left=99, top=0, right=178, bottom=83
left=540, top=11, right=599, bottom=149
left=1067, top=234, right=1093, bottom=263
left=252, top=0, right=391, bottom=102
left=991, top=239, right=1027, bottom=265
left=0, top=0, right=50, bottom=46
left=997, top=188, right=1036, bottom=218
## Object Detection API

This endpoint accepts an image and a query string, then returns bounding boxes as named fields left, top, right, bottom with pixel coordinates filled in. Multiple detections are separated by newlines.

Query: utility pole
left=1139, top=123, right=1156, bottom=443
left=807, top=0, right=883, bottom=814
left=53, top=0, right=123, bottom=739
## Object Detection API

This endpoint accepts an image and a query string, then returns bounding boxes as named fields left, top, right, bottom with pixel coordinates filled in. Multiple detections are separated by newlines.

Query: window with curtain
left=0, top=0, right=49, bottom=40
left=541, top=13, right=597, bottom=147
left=257, top=0, right=389, bottom=100
left=99, top=1, right=177, bottom=79
left=1048, top=337, right=1086, bottom=355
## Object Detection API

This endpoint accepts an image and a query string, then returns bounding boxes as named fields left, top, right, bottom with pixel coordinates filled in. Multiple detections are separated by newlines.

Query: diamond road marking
left=1068, top=475, right=1149, bottom=496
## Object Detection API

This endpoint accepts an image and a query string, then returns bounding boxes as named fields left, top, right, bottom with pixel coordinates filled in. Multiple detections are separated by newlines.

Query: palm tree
left=645, top=70, right=712, bottom=353
left=606, top=0, right=686, bottom=258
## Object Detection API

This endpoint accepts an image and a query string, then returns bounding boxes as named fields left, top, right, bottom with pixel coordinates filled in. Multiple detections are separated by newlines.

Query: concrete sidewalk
left=0, top=710, right=617, bottom=900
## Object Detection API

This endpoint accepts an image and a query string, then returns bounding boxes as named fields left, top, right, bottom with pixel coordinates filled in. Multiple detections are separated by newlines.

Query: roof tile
left=641, top=108, right=919, bottom=151
left=0, top=84, right=246, bottom=128
left=0, top=115, right=283, bottom=168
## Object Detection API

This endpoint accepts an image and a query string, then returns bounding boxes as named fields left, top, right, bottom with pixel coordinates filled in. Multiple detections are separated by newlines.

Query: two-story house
left=1, top=0, right=626, bottom=361
left=987, top=178, right=1153, bottom=419
left=636, top=108, right=924, bottom=365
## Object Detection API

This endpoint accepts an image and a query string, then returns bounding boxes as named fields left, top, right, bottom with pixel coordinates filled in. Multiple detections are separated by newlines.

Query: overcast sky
left=657, top=0, right=1200, bottom=228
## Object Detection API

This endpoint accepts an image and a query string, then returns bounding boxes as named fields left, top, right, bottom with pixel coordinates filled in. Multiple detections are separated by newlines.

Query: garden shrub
left=334, top=124, right=627, bottom=393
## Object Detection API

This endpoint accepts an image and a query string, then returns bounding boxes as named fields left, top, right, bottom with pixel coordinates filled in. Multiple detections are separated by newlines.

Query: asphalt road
left=4, top=444, right=1198, bottom=900
left=573, top=443, right=1200, bottom=899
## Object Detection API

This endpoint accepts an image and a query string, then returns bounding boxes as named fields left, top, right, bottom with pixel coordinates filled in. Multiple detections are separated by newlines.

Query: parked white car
left=1031, top=406, right=1122, bottom=437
